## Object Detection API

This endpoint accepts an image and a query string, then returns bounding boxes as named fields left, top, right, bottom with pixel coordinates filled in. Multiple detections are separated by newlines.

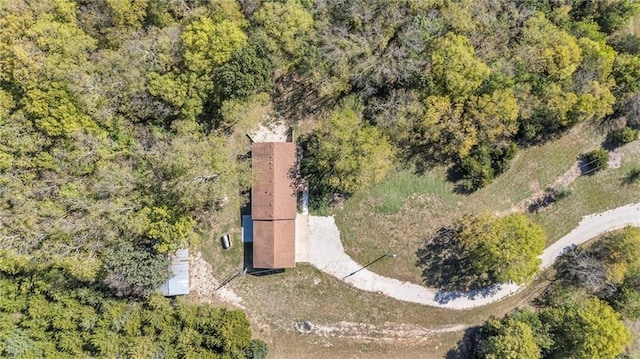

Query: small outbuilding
left=160, top=248, right=190, bottom=296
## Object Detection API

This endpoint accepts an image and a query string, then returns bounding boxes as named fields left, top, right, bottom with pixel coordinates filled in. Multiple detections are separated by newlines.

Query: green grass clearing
left=335, top=123, right=608, bottom=284
left=531, top=140, right=640, bottom=244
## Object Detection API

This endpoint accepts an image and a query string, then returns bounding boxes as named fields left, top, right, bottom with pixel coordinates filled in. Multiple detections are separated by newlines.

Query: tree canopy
left=461, top=228, right=640, bottom=359
left=471, top=296, right=632, bottom=359
left=418, top=213, right=546, bottom=290
left=0, top=251, right=260, bottom=358
left=300, top=101, right=394, bottom=201
left=476, top=317, right=541, bottom=359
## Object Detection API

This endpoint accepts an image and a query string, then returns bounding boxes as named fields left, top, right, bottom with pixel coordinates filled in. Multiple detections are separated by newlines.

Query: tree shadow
left=622, top=168, right=640, bottom=186
left=445, top=326, right=480, bottom=359
left=415, top=226, right=493, bottom=292
left=271, top=72, right=336, bottom=124
left=432, top=283, right=506, bottom=305
left=527, top=187, right=563, bottom=213
left=600, top=137, right=619, bottom=152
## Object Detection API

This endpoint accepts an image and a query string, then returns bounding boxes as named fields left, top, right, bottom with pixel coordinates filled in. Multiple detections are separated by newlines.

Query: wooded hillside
left=0, top=0, right=639, bottom=355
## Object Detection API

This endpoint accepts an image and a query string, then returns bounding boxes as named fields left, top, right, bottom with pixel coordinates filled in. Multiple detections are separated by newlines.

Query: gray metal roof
left=160, top=248, right=190, bottom=296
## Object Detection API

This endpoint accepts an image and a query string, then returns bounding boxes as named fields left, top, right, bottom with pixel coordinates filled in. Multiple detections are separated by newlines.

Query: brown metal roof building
left=252, top=142, right=297, bottom=268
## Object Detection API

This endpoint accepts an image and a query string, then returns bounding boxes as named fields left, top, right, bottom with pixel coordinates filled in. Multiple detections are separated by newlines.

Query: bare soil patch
left=189, top=251, right=244, bottom=308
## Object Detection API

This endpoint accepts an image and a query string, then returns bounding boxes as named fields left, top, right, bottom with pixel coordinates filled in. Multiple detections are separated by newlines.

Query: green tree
left=415, top=88, right=519, bottom=163
left=582, top=148, right=609, bottom=174
left=544, top=297, right=631, bottom=359
left=609, top=126, right=637, bottom=147
left=245, top=339, right=269, bottom=359
left=458, top=148, right=495, bottom=192
left=591, top=227, right=640, bottom=284
left=147, top=71, right=212, bottom=120
left=467, top=88, right=519, bottom=145
left=182, top=16, right=247, bottom=75
left=518, top=13, right=582, bottom=82
left=612, top=53, right=640, bottom=97
left=105, top=0, right=148, bottom=29
left=477, top=318, right=541, bottom=359
left=101, top=241, right=170, bottom=297
left=614, top=286, right=640, bottom=320
left=419, top=213, right=546, bottom=290
left=457, top=143, right=517, bottom=192
left=0, top=257, right=263, bottom=358
left=414, top=95, right=469, bottom=159
left=456, top=214, right=545, bottom=286
left=431, top=32, right=490, bottom=100
left=300, top=102, right=394, bottom=201
left=21, top=84, right=96, bottom=138
left=253, top=0, right=314, bottom=59
left=213, top=38, right=274, bottom=101
left=575, top=37, right=616, bottom=85
left=138, top=206, right=195, bottom=254
left=569, top=0, right=640, bottom=34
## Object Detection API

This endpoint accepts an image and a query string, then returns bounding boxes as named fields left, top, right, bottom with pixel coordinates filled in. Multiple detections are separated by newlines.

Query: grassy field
left=334, top=123, right=619, bottom=284
left=195, top=252, right=551, bottom=358
left=532, top=140, right=640, bottom=244
left=191, top=122, right=639, bottom=358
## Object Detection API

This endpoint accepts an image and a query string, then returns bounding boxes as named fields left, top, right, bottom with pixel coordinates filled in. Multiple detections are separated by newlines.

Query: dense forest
left=1, top=0, right=640, bottom=356
left=456, top=228, right=640, bottom=359
left=0, top=251, right=267, bottom=357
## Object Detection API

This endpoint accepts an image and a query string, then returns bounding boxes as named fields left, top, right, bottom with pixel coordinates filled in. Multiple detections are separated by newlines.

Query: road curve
left=307, top=203, right=640, bottom=310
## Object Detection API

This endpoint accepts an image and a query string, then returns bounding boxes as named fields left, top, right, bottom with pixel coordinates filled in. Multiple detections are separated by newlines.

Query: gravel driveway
left=307, top=203, right=640, bottom=309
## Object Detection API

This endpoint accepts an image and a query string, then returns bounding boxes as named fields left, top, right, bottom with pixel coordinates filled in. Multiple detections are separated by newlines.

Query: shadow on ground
left=445, top=326, right=480, bottom=359
left=415, top=226, right=495, bottom=293
left=433, top=284, right=505, bottom=305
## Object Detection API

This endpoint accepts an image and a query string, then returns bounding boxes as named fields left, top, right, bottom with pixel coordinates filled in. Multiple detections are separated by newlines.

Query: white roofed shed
left=160, top=248, right=190, bottom=296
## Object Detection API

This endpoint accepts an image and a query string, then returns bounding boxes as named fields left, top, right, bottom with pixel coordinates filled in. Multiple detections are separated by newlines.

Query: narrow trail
left=283, top=320, right=469, bottom=343
left=307, top=203, right=640, bottom=309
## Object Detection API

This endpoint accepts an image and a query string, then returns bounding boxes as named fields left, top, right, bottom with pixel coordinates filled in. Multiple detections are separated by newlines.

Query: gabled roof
left=252, top=220, right=296, bottom=268
left=251, top=142, right=297, bottom=221
left=251, top=141, right=297, bottom=269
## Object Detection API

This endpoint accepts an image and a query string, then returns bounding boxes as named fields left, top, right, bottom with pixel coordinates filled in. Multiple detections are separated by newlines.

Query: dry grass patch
left=191, top=124, right=636, bottom=358
left=631, top=16, right=640, bottom=36
left=531, top=140, right=640, bottom=244
left=627, top=320, right=640, bottom=358
left=188, top=258, right=550, bottom=358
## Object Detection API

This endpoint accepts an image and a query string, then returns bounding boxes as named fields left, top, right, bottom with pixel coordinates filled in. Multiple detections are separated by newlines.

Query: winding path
left=307, top=203, right=640, bottom=310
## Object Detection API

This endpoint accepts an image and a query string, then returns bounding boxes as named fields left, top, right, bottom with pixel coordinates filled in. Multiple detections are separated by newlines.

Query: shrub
left=582, top=148, right=609, bottom=174
left=624, top=168, right=640, bottom=185
left=245, top=339, right=269, bottom=359
left=609, top=127, right=638, bottom=146
left=458, top=150, right=494, bottom=192
left=458, top=143, right=518, bottom=192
